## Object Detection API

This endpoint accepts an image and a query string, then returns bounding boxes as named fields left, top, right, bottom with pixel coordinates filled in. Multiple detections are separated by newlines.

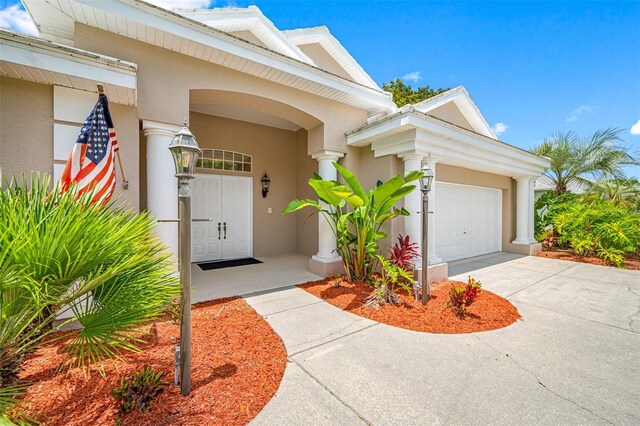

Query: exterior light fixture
left=169, top=122, right=201, bottom=178
left=419, top=162, right=434, bottom=305
left=168, top=119, right=201, bottom=397
left=420, top=165, right=434, bottom=193
left=261, top=173, right=270, bottom=198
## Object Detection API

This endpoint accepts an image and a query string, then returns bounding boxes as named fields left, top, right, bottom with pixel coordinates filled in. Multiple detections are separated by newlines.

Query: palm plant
left=588, top=178, right=640, bottom=207
left=531, top=128, right=639, bottom=195
left=0, top=174, right=179, bottom=424
left=283, top=163, right=422, bottom=282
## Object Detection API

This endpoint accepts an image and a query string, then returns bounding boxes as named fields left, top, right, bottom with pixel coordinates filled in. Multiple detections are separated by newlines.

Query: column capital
left=514, top=175, right=537, bottom=183
left=312, top=150, right=345, bottom=162
left=422, top=156, right=439, bottom=167
left=398, top=152, right=424, bottom=162
left=142, top=120, right=182, bottom=138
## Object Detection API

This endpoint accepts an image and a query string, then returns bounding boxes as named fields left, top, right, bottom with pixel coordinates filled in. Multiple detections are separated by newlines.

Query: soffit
left=190, top=104, right=301, bottom=131
left=0, top=29, right=136, bottom=106
left=22, top=0, right=395, bottom=115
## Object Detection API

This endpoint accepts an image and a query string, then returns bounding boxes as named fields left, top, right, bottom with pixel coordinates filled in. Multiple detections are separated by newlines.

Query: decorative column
left=423, top=157, right=442, bottom=265
left=528, top=177, right=536, bottom=243
left=401, top=153, right=423, bottom=258
left=513, top=176, right=534, bottom=245
left=143, top=120, right=183, bottom=262
left=311, top=150, right=344, bottom=263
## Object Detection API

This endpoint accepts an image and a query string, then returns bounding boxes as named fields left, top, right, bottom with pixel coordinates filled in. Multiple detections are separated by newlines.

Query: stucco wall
left=189, top=112, right=312, bottom=257
left=295, top=129, right=319, bottom=256
left=108, top=102, right=140, bottom=210
left=428, top=102, right=474, bottom=131
left=437, top=163, right=515, bottom=246
left=352, top=148, right=405, bottom=254
left=73, top=24, right=368, bottom=156
left=0, top=77, right=53, bottom=183
left=297, top=43, right=353, bottom=81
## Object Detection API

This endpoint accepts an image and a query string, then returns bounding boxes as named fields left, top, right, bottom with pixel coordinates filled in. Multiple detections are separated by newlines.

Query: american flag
left=59, top=94, right=119, bottom=203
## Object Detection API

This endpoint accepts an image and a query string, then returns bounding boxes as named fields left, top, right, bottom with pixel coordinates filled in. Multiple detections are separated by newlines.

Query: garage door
left=435, top=182, right=502, bottom=262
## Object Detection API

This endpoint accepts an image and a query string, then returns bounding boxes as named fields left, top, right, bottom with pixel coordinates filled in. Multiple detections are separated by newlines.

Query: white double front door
left=191, top=174, right=252, bottom=262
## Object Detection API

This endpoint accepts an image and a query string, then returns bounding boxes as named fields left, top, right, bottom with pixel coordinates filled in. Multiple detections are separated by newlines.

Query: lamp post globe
left=169, top=123, right=202, bottom=178
left=420, top=164, right=434, bottom=193
left=169, top=120, right=201, bottom=397
left=419, top=162, right=434, bottom=305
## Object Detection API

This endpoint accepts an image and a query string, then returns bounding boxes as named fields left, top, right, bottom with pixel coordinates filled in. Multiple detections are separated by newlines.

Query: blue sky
left=2, top=0, right=639, bottom=177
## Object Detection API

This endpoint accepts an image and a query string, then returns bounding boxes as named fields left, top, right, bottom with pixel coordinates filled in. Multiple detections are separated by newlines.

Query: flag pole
left=97, top=84, right=129, bottom=190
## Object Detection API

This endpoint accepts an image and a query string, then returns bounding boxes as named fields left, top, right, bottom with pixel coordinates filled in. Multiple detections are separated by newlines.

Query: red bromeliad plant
left=389, top=234, right=420, bottom=271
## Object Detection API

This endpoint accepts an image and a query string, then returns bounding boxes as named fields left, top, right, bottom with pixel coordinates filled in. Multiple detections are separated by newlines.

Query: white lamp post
left=168, top=120, right=201, bottom=396
left=420, top=163, right=434, bottom=305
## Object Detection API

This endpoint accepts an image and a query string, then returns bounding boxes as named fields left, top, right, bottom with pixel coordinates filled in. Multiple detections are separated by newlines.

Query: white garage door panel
left=435, top=183, right=502, bottom=262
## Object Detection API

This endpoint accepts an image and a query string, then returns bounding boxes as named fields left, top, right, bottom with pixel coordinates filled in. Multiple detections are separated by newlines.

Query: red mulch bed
left=298, top=278, right=520, bottom=334
left=536, top=248, right=640, bottom=270
left=17, top=297, right=287, bottom=426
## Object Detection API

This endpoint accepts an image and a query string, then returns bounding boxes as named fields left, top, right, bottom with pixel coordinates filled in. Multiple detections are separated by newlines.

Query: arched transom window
left=196, top=149, right=252, bottom=172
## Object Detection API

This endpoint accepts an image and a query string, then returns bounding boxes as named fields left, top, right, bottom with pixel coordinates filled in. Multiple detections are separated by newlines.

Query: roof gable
left=413, top=86, right=497, bottom=139
left=283, top=26, right=379, bottom=89
left=177, top=6, right=314, bottom=64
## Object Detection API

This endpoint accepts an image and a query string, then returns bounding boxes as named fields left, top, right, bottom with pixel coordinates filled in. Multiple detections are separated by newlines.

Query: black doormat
left=197, top=258, right=263, bottom=271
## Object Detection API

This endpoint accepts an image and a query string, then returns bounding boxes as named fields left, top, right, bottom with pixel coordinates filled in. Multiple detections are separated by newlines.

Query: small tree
left=283, top=163, right=422, bottom=282
left=381, top=78, right=449, bottom=107
left=530, top=128, right=639, bottom=195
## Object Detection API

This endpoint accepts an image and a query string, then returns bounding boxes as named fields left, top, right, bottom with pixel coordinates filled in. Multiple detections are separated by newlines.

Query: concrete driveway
left=245, top=253, right=640, bottom=425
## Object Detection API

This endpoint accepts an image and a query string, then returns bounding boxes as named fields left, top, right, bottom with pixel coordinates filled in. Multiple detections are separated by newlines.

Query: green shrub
left=0, top=174, right=179, bottom=423
left=552, top=197, right=640, bottom=266
left=112, top=365, right=167, bottom=415
left=364, top=255, right=414, bottom=309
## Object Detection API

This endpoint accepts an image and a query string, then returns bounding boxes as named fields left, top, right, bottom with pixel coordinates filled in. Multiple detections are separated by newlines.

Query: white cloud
left=630, top=119, right=640, bottom=136
left=492, top=122, right=508, bottom=136
left=0, top=3, right=38, bottom=35
left=146, top=0, right=214, bottom=10
left=567, top=103, right=595, bottom=122
left=401, top=71, right=421, bottom=83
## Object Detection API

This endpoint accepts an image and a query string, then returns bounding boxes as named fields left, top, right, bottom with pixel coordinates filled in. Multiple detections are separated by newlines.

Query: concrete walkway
left=246, top=254, right=640, bottom=425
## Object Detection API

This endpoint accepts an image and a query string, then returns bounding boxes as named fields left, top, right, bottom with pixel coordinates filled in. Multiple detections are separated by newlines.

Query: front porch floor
left=191, top=253, right=321, bottom=303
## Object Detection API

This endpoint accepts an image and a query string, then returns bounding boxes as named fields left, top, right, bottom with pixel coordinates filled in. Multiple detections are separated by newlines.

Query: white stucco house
left=0, top=1, right=548, bottom=282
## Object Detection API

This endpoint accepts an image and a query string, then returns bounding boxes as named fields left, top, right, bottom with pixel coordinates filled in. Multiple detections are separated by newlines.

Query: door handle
left=218, top=222, right=221, bottom=240
left=223, top=222, right=227, bottom=239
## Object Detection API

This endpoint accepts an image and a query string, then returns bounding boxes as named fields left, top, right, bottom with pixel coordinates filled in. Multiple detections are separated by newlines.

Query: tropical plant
left=364, top=255, right=414, bottom=309
left=381, top=78, right=450, bottom=107
left=551, top=198, right=640, bottom=266
left=389, top=234, right=420, bottom=271
left=112, top=365, right=167, bottom=416
left=283, top=163, right=422, bottom=282
left=530, top=128, right=639, bottom=195
left=587, top=178, right=640, bottom=208
left=534, top=192, right=576, bottom=239
left=0, top=174, right=179, bottom=423
left=447, top=277, right=482, bottom=318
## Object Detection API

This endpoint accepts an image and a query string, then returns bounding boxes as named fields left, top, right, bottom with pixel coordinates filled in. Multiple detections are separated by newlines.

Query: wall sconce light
left=261, top=173, right=270, bottom=198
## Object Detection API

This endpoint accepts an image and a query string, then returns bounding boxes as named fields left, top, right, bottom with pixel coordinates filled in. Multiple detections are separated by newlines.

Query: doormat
left=197, top=258, right=263, bottom=271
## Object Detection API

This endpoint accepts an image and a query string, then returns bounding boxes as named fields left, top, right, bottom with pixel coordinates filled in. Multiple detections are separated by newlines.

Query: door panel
left=191, top=174, right=252, bottom=263
left=192, top=174, right=222, bottom=262
left=221, top=176, right=252, bottom=260
left=435, top=183, right=502, bottom=262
